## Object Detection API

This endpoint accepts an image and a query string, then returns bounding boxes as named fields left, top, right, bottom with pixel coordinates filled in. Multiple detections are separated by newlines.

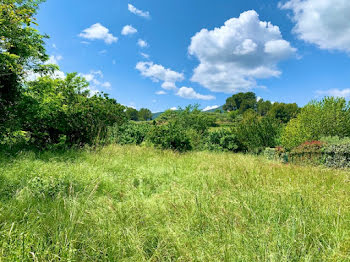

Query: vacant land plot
left=0, top=145, right=349, bottom=261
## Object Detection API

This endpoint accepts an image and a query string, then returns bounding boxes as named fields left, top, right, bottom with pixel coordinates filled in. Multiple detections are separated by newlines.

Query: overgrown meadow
left=2, top=1, right=350, bottom=261
left=1, top=145, right=350, bottom=261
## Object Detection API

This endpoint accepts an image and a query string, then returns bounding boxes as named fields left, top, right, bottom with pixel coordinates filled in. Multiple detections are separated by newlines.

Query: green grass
left=0, top=145, right=350, bottom=261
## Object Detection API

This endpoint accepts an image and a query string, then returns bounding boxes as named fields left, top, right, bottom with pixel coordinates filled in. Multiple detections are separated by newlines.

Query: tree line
left=2, top=0, right=350, bottom=168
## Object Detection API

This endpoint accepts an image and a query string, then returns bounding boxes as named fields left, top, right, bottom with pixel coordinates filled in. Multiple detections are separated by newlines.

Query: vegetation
left=0, top=145, right=349, bottom=261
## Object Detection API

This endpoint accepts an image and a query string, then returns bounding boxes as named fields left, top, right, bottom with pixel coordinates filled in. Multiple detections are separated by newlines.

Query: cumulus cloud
left=280, top=0, right=350, bottom=53
left=202, top=105, right=220, bottom=111
left=135, top=61, right=184, bottom=90
left=316, top=89, right=350, bottom=98
left=79, top=23, right=118, bottom=44
left=121, top=25, right=137, bottom=35
left=138, top=39, right=148, bottom=48
left=128, top=4, right=150, bottom=18
left=176, top=87, right=215, bottom=100
left=188, top=10, right=296, bottom=93
left=170, top=107, right=177, bottom=111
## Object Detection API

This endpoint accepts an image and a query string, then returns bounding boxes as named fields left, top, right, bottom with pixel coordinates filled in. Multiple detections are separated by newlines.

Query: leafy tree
left=0, top=0, right=48, bottom=136
left=236, top=110, right=281, bottom=152
left=138, top=108, right=152, bottom=121
left=223, top=92, right=257, bottom=113
left=257, top=99, right=272, bottom=116
left=19, top=73, right=126, bottom=147
left=268, top=102, right=299, bottom=123
left=125, top=107, right=139, bottom=121
left=281, top=97, right=350, bottom=149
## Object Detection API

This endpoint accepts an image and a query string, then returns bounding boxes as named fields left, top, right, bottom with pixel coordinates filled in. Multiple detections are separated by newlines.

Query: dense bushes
left=236, top=111, right=282, bottom=152
left=204, top=129, right=240, bottom=152
left=281, top=97, right=350, bottom=150
left=108, top=122, right=151, bottom=145
left=16, top=74, right=126, bottom=148
left=147, top=122, right=192, bottom=152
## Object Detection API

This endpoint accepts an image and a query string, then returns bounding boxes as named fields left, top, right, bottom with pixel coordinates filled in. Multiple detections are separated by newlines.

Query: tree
left=223, top=92, right=257, bottom=114
left=19, top=73, right=126, bottom=147
left=257, top=99, right=272, bottom=116
left=0, top=0, right=48, bottom=136
left=281, top=97, right=350, bottom=149
left=236, top=110, right=281, bottom=152
left=138, top=108, right=152, bottom=121
left=268, top=102, right=299, bottom=123
left=125, top=107, right=139, bottom=121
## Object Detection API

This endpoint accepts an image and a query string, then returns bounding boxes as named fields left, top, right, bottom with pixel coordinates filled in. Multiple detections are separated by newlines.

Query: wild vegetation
left=1, top=145, right=350, bottom=261
left=1, top=0, right=350, bottom=260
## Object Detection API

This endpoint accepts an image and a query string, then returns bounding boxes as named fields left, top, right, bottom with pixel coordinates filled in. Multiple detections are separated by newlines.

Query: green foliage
left=257, top=99, right=272, bottom=116
left=147, top=122, right=192, bottom=152
left=223, top=92, right=257, bottom=113
left=18, top=73, right=126, bottom=147
left=125, top=107, right=139, bottom=121
left=138, top=108, right=152, bottom=121
left=109, top=122, right=151, bottom=145
left=204, top=128, right=239, bottom=152
left=281, top=97, right=350, bottom=150
left=289, top=141, right=325, bottom=166
left=268, top=102, right=299, bottom=123
left=0, top=0, right=48, bottom=136
left=1, top=145, right=350, bottom=260
left=236, top=111, right=282, bottom=152
left=323, top=143, right=350, bottom=169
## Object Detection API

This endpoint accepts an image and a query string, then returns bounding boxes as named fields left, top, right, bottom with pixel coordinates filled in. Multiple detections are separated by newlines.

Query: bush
left=236, top=111, right=281, bottom=153
left=263, top=147, right=288, bottom=162
left=147, top=122, right=192, bottom=152
left=281, top=97, right=350, bottom=150
left=320, top=137, right=350, bottom=168
left=109, top=122, right=151, bottom=145
left=204, top=129, right=239, bottom=152
left=289, top=141, right=324, bottom=165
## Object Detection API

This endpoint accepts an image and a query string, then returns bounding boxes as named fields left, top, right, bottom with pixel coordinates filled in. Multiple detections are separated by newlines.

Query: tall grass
left=0, top=145, right=349, bottom=261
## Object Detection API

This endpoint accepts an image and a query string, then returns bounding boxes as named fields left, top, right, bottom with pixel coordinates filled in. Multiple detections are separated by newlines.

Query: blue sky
left=36, top=0, right=350, bottom=112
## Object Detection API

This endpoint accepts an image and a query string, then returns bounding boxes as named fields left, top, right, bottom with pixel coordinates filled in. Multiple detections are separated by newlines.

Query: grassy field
left=0, top=145, right=350, bottom=261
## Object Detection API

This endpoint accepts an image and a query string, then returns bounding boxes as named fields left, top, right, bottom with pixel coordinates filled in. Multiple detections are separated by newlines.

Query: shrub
left=289, top=141, right=324, bottom=165
left=204, top=129, right=239, bottom=152
left=236, top=111, right=281, bottom=153
left=109, top=122, right=151, bottom=145
left=147, top=122, right=192, bottom=152
left=281, top=97, right=350, bottom=150
left=263, top=147, right=288, bottom=162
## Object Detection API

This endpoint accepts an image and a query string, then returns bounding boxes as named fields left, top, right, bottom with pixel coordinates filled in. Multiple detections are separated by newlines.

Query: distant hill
left=152, top=105, right=225, bottom=119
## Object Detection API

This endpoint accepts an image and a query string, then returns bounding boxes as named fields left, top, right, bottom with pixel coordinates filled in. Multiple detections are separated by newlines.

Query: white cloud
left=188, top=10, right=296, bottom=93
left=170, top=107, right=177, bottom=111
left=26, top=55, right=65, bottom=81
left=202, top=105, right=220, bottom=111
left=99, top=49, right=107, bottom=55
left=128, top=4, right=150, bottom=18
left=80, top=70, right=112, bottom=94
left=79, top=23, right=118, bottom=44
left=140, top=52, right=150, bottom=59
left=280, top=0, right=350, bottom=53
left=46, top=55, right=63, bottom=65
left=176, top=87, right=215, bottom=100
left=316, top=89, right=350, bottom=98
left=136, top=61, right=184, bottom=90
left=156, top=90, right=166, bottom=95
left=138, top=39, right=148, bottom=48
left=121, top=25, right=137, bottom=36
